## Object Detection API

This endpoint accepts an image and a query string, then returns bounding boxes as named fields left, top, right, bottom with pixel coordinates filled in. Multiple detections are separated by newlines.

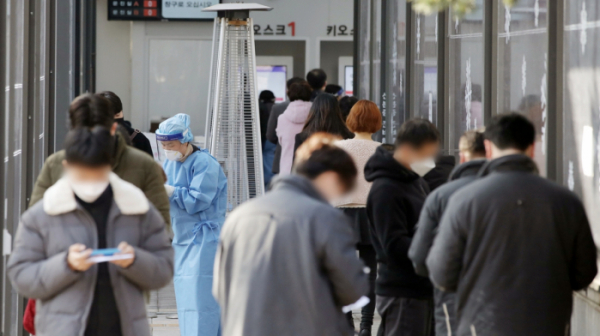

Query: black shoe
left=359, top=328, right=371, bottom=336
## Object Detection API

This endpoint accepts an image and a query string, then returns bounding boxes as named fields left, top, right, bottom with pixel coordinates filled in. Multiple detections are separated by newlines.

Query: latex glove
left=164, top=184, right=175, bottom=197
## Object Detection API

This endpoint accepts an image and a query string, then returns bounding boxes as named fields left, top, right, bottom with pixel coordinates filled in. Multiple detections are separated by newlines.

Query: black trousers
left=347, top=244, right=377, bottom=330
left=376, top=296, right=435, bottom=336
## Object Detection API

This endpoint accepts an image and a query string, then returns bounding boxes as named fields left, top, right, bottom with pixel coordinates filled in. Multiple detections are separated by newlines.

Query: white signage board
left=345, top=66, right=354, bottom=96
left=223, top=0, right=353, bottom=40
left=162, top=0, right=218, bottom=19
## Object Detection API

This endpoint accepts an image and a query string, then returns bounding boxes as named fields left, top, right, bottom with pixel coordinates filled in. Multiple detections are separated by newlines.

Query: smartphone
left=90, top=248, right=121, bottom=257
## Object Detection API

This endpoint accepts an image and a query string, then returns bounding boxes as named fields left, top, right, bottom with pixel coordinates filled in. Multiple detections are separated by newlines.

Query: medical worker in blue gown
left=156, top=114, right=227, bottom=336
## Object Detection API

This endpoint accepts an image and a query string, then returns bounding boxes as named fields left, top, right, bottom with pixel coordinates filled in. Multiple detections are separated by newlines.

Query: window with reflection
left=497, top=0, right=548, bottom=175
left=447, top=1, right=485, bottom=154
left=412, top=12, right=439, bottom=126
left=358, top=0, right=371, bottom=100
left=563, top=0, right=600, bottom=243
left=386, top=0, right=407, bottom=143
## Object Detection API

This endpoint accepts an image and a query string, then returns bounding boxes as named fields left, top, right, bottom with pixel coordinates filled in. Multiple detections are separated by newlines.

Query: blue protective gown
left=163, top=147, right=227, bottom=336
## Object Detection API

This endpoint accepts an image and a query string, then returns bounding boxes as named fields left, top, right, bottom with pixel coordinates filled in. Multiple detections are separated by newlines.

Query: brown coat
left=29, top=133, right=171, bottom=229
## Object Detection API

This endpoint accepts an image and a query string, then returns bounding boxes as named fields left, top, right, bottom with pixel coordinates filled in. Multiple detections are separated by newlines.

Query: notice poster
left=257, top=66, right=288, bottom=103
left=344, top=66, right=354, bottom=96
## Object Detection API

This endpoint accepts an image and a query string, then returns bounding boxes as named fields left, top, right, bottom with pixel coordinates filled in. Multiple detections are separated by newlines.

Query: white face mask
left=164, top=149, right=183, bottom=161
left=71, top=180, right=109, bottom=203
left=410, top=157, right=436, bottom=177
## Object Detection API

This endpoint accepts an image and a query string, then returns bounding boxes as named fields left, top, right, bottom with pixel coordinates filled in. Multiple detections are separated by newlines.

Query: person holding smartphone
left=8, top=127, right=174, bottom=336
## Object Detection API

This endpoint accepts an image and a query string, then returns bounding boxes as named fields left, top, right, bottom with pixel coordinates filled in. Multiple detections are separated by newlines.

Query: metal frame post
left=546, top=0, right=563, bottom=183
left=483, top=0, right=497, bottom=122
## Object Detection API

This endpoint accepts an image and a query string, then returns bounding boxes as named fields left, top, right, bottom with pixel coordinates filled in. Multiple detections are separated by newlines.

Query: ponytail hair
left=294, top=133, right=357, bottom=192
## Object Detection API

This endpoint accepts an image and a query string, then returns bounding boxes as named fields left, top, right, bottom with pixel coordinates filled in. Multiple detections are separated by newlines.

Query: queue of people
left=5, top=66, right=598, bottom=336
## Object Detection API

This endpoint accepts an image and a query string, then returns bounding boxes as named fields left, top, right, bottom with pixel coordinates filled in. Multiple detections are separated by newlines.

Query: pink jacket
left=276, top=101, right=313, bottom=175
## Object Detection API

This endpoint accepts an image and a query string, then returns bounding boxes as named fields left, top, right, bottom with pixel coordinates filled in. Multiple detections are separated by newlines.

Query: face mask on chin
left=164, top=149, right=183, bottom=161
left=70, top=180, right=110, bottom=203
left=410, top=157, right=436, bottom=177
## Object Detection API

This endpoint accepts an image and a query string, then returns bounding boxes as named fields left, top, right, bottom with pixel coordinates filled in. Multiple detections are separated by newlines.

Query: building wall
left=96, top=0, right=133, bottom=117
left=95, top=0, right=354, bottom=134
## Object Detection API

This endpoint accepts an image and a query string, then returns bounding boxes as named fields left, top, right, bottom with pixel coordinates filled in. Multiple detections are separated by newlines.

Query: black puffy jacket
left=365, top=146, right=433, bottom=299
left=427, top=155, right=598, bottom=336
left=409, top=159, right=486, bottom=336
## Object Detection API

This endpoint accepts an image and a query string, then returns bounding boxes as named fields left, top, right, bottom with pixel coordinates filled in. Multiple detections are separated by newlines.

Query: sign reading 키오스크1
left=108, top=0, right=220, bottom=21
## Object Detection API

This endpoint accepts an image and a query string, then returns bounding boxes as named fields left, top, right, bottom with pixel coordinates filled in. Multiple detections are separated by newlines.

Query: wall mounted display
left=108, top=0, right=220, bottom=21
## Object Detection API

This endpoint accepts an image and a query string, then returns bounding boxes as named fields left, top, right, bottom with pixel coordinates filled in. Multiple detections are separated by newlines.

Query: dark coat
left=423, top=155, right=456, bottom=191
left=29, top=133, right=171, bottom=228
left=364, top=146, right=433, bottom=299
left=266, top=101, right=290, bottom=174
left=427, top=155, right=598, bottom=336
left=214, top=175, right=368, bottom=336
left=259, top=101, right=275, bottom=146
left=409, top=159, right=486, bottom=335
left=117, top=119, right=154, bottom=157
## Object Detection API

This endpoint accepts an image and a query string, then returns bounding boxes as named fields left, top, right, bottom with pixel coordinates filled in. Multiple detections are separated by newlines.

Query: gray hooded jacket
left=214, top=175, right=369, bottom=336
left=8, top=173, right=174, bottom=336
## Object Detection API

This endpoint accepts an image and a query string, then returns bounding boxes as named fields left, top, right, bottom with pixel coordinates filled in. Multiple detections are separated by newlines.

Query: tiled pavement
left=149, top=282, right=381, bottom=336
left=149, top=311, right=381, bottom=336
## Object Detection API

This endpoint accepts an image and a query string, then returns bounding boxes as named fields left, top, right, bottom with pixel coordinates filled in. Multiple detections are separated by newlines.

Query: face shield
left=155, top=130, right=190, bottom=162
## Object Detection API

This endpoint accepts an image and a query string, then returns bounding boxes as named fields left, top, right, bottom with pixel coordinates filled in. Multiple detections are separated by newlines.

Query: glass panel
left=497, top=0, right=548, bottom=175
left=447, top=0, right=485, bottom=155
left=563, top=0, right=600, bottom=244
left=358, top=0, right=371, bottom=100
left=412, top=12, right=439, bottom=125
left=387, top=0, right=407, bottom=143
left=372, top=0, right=383, bottom=139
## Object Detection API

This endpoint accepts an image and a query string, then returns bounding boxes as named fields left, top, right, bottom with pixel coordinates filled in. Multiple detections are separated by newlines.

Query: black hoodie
left=364, top=146, right=433, bottom=298
left=115, top=119, right=154, bottom=157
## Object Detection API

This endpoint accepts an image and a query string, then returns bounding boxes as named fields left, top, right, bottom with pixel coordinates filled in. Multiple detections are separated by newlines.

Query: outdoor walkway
left=147, top=282, right=381, bottom=336
left=149, top=312, right=382, bottom=336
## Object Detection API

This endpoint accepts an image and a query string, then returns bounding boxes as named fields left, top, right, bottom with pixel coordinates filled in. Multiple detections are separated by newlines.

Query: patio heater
left=203, top=3, right=272, bottom=210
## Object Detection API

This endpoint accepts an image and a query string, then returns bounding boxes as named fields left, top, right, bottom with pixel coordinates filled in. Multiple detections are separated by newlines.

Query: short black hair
left=287, top=77, right=305, bottom=89
left=339, top=96, right=359, bottom=121
left=484, top=113, right=535, bottom=151
left=99, top=91, right=123, bottom=117
left=325, top=84, right=343, bottom=96
left=306, top=69, right=327, bottom=90
left=65, top=126, right=115, bottom=167
left=259, top=90, right=275, bottom=103
left=68, top=93, right=114, bottom=129
left=395, top=118, right=440, bottom=148
left=288, top=81, right=312, bottom=102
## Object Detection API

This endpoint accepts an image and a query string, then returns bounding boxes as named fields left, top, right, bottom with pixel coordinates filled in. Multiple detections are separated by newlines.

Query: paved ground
left=149, top=311, right=381, bottom=336
left=149, top=280, right=381, bottom=335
